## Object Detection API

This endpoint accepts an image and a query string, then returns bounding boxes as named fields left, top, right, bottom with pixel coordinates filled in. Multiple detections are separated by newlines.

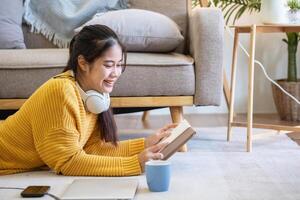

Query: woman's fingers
left=157, top=130, right=171, bottom=143
left=148, top=144, right=165, bottom=160
left=157, top=129, right=171, bottom=139
left=151, top=152, right=164, bottom=160
left=158, top=123, right=177, bottom=135
left=161, top=123, right=178, bottom=132
left=138, top=143, right=168, bottom=169
left=148, top=142, right=168, bottom=153
left=163, top=130, right=172, bottom=137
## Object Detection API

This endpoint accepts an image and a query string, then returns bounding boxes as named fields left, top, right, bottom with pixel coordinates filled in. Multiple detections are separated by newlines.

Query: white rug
left=121, top=127, right=300, bottom=200
left=1, top=127, right=300, bottom=200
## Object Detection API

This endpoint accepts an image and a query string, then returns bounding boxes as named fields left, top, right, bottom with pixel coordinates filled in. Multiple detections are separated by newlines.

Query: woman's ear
left=77, top=55, right=89, bottom=72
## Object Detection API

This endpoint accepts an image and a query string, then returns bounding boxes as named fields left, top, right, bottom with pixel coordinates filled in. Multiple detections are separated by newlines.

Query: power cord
left=208, top=0, right=300, bottom=105
left=0, top=187, right=61, bottom=200
left=225, top=26, right=300, bottom=105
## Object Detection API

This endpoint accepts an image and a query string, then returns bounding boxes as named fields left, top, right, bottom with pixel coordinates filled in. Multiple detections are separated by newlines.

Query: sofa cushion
left=0, top=0, right=26, bottom=49
left=0, top=50, right=194, bottom=98
left=75, top=9, right=184, bottom=53
left=129, top=0, right=188, bottom=53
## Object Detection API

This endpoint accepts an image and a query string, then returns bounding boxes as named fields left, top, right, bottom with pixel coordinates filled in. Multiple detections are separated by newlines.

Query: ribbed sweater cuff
left=129, top=138, right=145, bottom=156
left=122, top=155, right=142, bottom=176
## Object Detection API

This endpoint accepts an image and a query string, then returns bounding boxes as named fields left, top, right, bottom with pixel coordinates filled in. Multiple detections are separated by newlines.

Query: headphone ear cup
left=85, top=91, right=109, bottom=114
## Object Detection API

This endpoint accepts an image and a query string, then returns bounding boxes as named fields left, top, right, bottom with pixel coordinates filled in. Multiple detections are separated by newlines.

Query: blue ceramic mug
left=145, top=160, right=171, bottom=192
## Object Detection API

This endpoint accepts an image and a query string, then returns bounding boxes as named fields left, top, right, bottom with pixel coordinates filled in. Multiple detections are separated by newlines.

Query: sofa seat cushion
left=0, top=50, right=194, bottom=98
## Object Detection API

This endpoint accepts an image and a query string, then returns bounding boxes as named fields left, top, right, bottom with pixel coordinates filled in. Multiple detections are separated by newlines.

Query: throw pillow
left=75, top=9, right=184, bottom=52
left=0, top=0, right=26, bottom=49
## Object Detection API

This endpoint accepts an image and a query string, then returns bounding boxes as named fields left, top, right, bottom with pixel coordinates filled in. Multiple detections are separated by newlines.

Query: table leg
left=247, top=24, right=257, bottom=152
left=227, top=29, right=239, bottom=142
left=223, top=69, right=230, bottom=110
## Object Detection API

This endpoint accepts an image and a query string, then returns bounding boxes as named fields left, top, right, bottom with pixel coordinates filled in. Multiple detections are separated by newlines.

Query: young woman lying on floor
left=0, top=25, right=175, bottom=176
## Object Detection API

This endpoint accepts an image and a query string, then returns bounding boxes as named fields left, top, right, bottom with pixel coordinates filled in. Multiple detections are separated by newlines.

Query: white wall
left=148, top=12, right=300, bottom=115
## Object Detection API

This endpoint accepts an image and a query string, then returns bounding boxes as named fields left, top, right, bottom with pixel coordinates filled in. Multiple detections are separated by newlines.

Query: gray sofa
left=0, top=0, right=224, bottom=125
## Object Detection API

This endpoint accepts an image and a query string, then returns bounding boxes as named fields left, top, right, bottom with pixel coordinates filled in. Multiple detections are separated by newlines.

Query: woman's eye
left=104, top=65, right=113, bottom=68
left=104, top=64, right=123, bottom=70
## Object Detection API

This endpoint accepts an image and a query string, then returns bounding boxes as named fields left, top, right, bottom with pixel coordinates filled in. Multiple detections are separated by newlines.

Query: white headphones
left=64, top=70, right=111, bottom=114
left=75, top=82, right=110, bottom=114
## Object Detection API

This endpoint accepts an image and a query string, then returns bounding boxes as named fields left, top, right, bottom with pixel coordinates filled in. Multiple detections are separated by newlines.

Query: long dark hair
left=64, top=25, right=127, bottom=146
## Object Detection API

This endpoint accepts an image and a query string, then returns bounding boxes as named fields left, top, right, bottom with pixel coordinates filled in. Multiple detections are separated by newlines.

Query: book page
left=159, top=119, right=191, bottom=144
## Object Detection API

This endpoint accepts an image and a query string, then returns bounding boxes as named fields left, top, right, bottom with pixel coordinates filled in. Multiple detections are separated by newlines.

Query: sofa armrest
left=189, top=7, right=224, bottom=106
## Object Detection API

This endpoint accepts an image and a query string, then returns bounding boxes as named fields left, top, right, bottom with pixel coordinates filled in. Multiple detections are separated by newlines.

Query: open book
left=159, top=119, right=196, bottom=160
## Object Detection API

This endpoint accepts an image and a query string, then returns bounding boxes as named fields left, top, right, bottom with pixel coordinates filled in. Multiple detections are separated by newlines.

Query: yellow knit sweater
left=0, top=71, right=145, bottom=176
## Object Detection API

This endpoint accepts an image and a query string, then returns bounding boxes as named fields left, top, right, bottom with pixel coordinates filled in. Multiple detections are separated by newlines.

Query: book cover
left=159, top=119, right=196, bottom=160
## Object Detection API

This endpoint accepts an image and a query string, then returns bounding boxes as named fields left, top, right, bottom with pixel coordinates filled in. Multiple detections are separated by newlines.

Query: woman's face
left=77, top=44, right=123, bottom=93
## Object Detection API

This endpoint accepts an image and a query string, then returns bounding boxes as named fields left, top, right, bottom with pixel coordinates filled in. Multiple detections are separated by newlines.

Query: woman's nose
left=111, top=66, right=122, bottom=77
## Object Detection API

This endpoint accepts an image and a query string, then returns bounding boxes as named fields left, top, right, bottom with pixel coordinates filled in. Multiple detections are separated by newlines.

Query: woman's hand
left=145, top=123, right=177, bottom=148
left=138, top=142, right=168, bottom=172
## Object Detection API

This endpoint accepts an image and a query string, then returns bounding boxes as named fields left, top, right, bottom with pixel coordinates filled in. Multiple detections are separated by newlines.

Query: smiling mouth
left=104, top=80, right=114, bottom=86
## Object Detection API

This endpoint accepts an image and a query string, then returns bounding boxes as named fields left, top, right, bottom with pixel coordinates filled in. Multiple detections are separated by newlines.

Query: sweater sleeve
left=36, top=127, right=142, bottom=176
left=83, top=128, right=145, bottom=157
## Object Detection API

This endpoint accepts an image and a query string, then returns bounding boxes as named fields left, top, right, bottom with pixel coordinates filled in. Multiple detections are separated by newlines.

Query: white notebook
left=60, top=178, right=138, bottom=200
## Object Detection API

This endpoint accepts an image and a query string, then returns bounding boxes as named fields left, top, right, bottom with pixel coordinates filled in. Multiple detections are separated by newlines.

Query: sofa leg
left=142, top=111, right=149, bottom=121
left=169, top=106, right=188, bottom=152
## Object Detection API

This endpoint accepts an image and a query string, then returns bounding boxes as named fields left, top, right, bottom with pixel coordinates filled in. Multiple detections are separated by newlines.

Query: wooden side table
left=227, top=24, right=300, bottom=152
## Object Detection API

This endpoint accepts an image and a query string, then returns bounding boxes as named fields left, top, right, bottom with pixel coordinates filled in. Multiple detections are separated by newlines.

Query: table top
left=230, top=23, right=300, bottom=33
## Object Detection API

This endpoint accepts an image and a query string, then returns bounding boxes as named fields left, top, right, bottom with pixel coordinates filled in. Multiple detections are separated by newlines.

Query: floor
left=115, top=112, right=300, bottom=146
left=2, top=126, right=299, bottom=199
left=1, top=110, right=300, bottom=146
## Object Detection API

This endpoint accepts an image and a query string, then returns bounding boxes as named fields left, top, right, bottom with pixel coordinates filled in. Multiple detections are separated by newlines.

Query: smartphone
left=20, top=186, right=50, bottom=198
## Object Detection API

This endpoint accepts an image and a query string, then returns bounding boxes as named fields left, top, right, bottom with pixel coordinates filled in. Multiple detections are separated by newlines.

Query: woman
left=0, top=25, right=175, bottom=176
